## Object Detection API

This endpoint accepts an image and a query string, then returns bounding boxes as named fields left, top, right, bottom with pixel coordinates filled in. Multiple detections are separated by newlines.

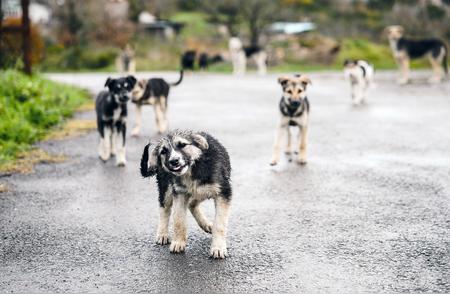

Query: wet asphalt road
left=1, top=71, right=450, bottom=293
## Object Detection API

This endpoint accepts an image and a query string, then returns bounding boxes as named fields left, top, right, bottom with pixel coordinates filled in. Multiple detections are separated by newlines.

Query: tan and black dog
left=270, top=75, right=311, bottom=166
left=385, top=25, right=448, bottom=84
left=131, top=71, right=183, bottom=136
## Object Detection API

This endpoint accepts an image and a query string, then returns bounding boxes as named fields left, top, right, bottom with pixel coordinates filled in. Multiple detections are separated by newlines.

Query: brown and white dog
left=385, top=25, right=448, bottom=84
left=270, top=75, right=311, bottom=166
left=130, top=71, right=183, bottom=136
left=116, top=44, right=136, bottom=74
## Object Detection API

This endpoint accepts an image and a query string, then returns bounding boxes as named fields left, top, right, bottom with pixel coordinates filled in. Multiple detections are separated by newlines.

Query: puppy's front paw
left=156, top=234, right=170, bottom=245
left=200, top=222, right=213, bottom=234
left=131, top=128, right=140, bottom=137
left=297, top=158, right=307, bottom=165
left=116, top=159, right=126, bottom=167
left=99, top=153, right=110, bottom=162
left=270, top=160, right=278, bottom=166
left=169, top=240, right=186, bottom=253
left=210, top=243, right=228, bottom=259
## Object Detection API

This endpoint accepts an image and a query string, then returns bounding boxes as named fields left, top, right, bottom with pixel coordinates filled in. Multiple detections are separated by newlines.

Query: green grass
left=170, top=12, right=215, bottom=39
left=0, top=70, right=90, bottom=165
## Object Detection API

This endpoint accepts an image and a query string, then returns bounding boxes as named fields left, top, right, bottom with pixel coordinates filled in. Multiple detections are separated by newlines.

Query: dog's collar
left=280, top=97, right=306, bottom=117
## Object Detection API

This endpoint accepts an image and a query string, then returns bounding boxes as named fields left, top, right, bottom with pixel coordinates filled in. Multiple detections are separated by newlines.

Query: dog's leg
left=99, top=126, right=112, bottom=161
left=240, top=53, right=247, bottom=75
left=115, top=122, right=126, bottom=166
left=210, top=197, right=230, bottom=259
left=154, top=103, right=167, bottom=134
left=297, top=125, right=308, bottom=165
left=285, top=126, right=292, bottom=156
left=131, top=104, right=142, bottom=137
left=428, top=53, right=443, bottom=83
left=189, top=199, right=212, bottom=234
left=170, top=194, right=188, bottom=253
left=111, top=126, right=117, bottom=156
left=398, top=56, right=410, bottom=84
left=270, top=121, right=287, bottom=166
left=256, top=52, right=267, bottom=75
left=156, top=195, right=172, bottom=245
left=159, top=96, right=168, bottom=132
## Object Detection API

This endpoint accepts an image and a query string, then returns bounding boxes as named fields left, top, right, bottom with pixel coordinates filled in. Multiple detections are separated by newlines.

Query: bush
left=0, top=70, right=90, bottom=164
left=40, top=46, right=118, bottom=71
left=0, top=18, right=45, bottom=69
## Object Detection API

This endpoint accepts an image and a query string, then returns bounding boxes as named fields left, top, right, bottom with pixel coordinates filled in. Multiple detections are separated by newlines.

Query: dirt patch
left=76, top=100, right=95, bottom=112
left=0, top=149, right=66, bottom=176
left=45, top=119, right=96, bottom=141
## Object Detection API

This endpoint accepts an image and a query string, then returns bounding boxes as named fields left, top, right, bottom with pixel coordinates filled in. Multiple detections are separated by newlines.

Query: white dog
left=344, top=59, right=374, bottom=106
left=228, top=37, right=267, bottom=75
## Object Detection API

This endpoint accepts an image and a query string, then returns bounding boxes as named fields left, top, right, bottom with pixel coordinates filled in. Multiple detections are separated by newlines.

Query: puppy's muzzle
left=118, top=94, right=130, bottom=103
left=288, top=99, right=301, bottom=107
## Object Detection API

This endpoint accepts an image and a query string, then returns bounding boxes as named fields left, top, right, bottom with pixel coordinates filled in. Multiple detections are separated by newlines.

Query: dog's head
left=105, top=75, right=137, bottom=103
left=141, top=130, right=209, bottom=177
left=278, top=75, right=312, bottom=108
left=385, top=25, right=404, bottom=40
left=131, top=79, right=147, bottom=103
left=343, top=59, right=357, bottom=68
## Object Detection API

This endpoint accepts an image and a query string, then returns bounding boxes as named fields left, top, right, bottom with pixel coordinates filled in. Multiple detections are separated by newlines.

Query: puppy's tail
left=140, top=143, right=156, bottom=178
left=170, top=70, right=184, bottom=86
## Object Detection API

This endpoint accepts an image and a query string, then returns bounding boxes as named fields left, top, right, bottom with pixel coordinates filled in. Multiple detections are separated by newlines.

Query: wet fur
left=140, top=130, right=232, bottom=259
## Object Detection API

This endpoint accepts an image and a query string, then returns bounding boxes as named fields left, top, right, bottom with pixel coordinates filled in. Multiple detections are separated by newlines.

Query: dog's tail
left=170, top=70, right=184, bottom=86
left=140, top=143, right=157, bottom=178
left=443, top=45, right=448, bottom=76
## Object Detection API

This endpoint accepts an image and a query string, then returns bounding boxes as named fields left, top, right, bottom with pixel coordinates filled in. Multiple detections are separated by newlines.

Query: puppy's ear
left=397, top=26, right=404, bottom=35
left=297, top=75, right=312, bottom=89
left=192, top=133, right=209, bottom=150
left=126, top=75, right=137, bottom=89
left=140, top=143, right=159, bottom=177
left=278, top=76, right=290, bottom=88
left=105, top=77, right=112, bottom=88
left=105, top=77, right=115, bottom=91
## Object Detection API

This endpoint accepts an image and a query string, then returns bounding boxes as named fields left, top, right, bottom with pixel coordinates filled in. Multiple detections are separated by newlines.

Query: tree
left=203, top=0, right=278, bottom=46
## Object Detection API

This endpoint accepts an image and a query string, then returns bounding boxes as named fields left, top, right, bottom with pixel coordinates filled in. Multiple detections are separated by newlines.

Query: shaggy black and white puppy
left=96, top=75, right=136, bottom=166
left=385, top=25, right=448, bottom=84
left=140, top=130, right=232, bottom=259
left=229, top=37, right=267, bottom=75
left=344, top=59, right=374, bottom=106
left=270, top=75, right=311, bottom=166
left=130, top=71, right=183, bottom=136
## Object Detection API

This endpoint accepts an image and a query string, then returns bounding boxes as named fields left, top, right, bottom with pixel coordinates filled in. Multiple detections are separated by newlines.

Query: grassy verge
left=0, top=70, right=91, bottom=172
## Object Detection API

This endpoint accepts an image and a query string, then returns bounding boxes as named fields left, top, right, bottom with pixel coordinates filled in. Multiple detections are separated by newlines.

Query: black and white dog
left=270, top=75, right=311, bottom=166
left=96, top=76, right=136, bottom=166
left=344, top=59, right=374, bottom=106
left=131, top=71, right=183, bottom=136
left=140, top=130, right=232, bottom=259
left=229, top=37, right=267, bottom=75
left=385, top=25, right=448, bottom=84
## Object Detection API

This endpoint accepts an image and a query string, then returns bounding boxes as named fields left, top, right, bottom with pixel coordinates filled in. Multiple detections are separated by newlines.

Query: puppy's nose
left=169, top=158, right=180, bottom=166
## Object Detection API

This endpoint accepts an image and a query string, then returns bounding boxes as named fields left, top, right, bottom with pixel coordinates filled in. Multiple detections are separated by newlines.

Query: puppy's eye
left=160, top=147, right=168, bottom=155
left=177, top=142, right=187, bottom=148
left=287, top=90, right=293, bottom=94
